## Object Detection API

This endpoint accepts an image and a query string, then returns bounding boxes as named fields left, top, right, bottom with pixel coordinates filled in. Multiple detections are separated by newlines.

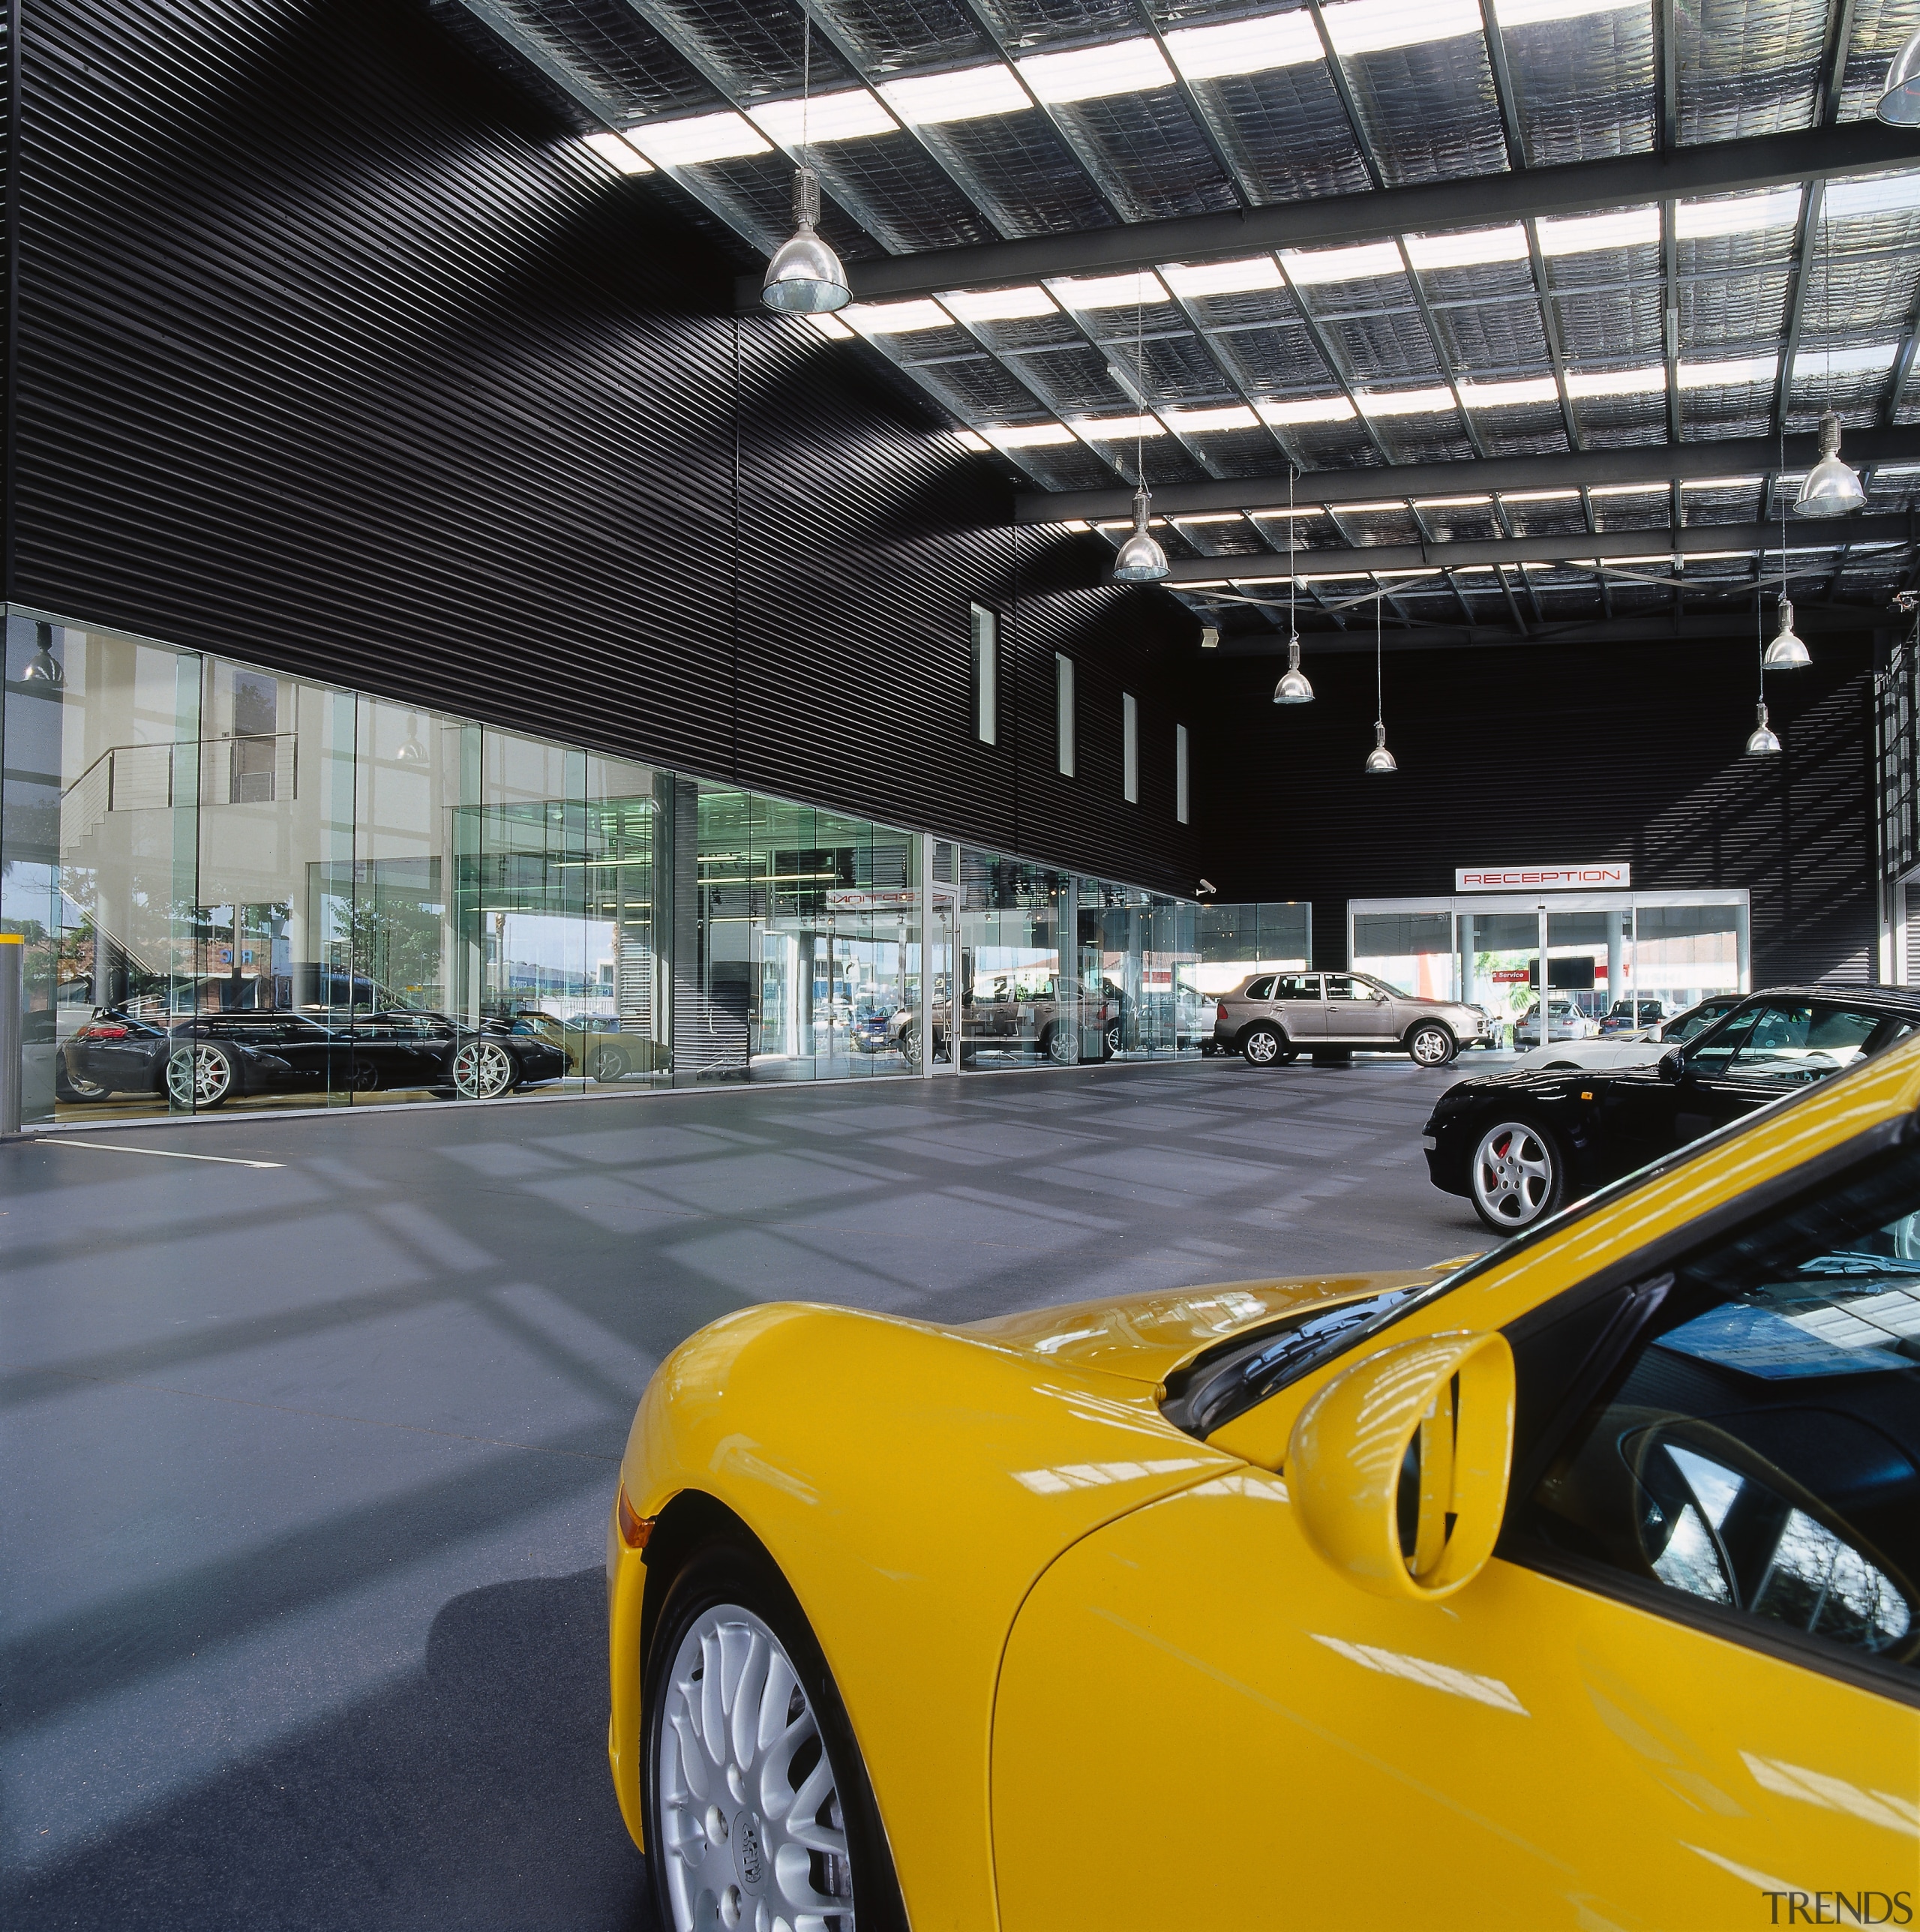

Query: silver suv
left=1214, top=970, right=1489, bottom=1067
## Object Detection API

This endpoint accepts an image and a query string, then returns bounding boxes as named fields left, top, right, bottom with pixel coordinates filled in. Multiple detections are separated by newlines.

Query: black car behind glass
left=59, top=1010, right=567, bottom=1107
left=1424, top=987, right=1920, bottom=1235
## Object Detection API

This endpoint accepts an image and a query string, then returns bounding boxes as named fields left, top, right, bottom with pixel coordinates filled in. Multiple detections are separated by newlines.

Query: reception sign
left=1455, top=864, right=1631, bottom=892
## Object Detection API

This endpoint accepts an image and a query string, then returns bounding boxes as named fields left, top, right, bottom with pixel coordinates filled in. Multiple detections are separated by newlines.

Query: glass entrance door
left=926, top=890, right=956, bottom=1073
left=1463, top=909, right=1543, bottom=1048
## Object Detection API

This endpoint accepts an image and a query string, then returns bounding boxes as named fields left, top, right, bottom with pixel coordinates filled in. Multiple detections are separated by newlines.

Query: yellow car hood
left=962, top=1252, right=1483, bottom=1386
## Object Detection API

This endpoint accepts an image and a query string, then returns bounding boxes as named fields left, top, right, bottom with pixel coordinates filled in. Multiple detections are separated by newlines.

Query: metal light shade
left=1763, top=598, right=1811, bottom=668
left=396, top=736, right=430, bottom=766
left=1878, top=26, right=1920, bottom=122
left=1746, top=701, right=1782, bottom=756
left=19, top=644, right=63, bottom=686
left=1112, top=485, right=1169, bottom=582
left=761, top=168, right=850, bottom=314
left=1795, top=412, right=1867, bottom=517
left=1364, top=721, right=1397, bottom=773
left=1273, top=634, right=1314, bottom=704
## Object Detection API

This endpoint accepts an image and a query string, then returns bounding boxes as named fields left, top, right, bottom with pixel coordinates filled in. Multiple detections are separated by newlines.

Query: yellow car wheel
left=643, top=1539, right=904, bottom=1932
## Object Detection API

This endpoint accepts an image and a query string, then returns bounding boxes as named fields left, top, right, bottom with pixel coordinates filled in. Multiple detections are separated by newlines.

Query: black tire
left=1103, top=1021, right=1123, bottom=1058
left=56, top=1060, right=112, bottom=1103
left=1241, top=1022, right=1286, bottom=1068
left=1406, top=1022, right=1456, bottom=1068
left=1468, top=1115, right=1570, bottom=1234
left=643, top=1538, right=907, bottom=1932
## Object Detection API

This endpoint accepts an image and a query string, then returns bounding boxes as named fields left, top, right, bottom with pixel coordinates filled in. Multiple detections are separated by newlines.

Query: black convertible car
left=1425, top=985, right=1920, bottom=1234
left=58, top=1009, right=567, bottom=1108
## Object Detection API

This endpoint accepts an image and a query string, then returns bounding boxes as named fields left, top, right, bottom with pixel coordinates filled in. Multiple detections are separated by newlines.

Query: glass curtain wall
left=2, top=612, right=1198, bottom=1118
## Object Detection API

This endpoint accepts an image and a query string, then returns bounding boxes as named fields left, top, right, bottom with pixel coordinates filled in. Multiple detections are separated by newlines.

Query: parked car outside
left=1510, top=997, right=1600, bottom=1048
left=607, top=1026, right=1920, bottom=1932
left=1510, top=994, right=1744, bottom=1074
left=1214, top=970, right=1490, bottom=1067
left=1426, top=986, right=1920, bottom=1232
left=1598, top=998, right=1666, bottom=1035
left=58, top=1007, right=566, bottom=1106
left=504, top=1007, right=665, bottom=1083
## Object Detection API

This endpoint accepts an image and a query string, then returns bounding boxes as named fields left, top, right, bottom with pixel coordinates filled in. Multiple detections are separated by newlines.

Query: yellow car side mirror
left=1286, top=1331, right=1516, bottom=1603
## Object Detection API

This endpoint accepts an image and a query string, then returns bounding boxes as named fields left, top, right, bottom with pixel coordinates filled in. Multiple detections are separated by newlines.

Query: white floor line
left=43, top=1140, right=283, bottom=1169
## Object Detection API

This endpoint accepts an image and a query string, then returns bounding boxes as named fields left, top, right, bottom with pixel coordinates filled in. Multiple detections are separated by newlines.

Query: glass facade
left=0, top=611, right=1196, bottom=1123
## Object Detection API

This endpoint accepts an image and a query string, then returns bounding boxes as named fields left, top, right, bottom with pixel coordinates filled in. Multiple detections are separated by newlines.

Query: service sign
left=1454, top=864, right=1630, bottom=892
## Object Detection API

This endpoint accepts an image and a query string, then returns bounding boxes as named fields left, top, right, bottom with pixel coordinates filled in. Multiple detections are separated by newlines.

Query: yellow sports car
left=607, top=1034, right=1920, bottom=1931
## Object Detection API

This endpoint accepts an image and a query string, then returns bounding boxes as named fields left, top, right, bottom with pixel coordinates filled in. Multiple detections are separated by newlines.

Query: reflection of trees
left=342, top=896, right=440, bottom=1004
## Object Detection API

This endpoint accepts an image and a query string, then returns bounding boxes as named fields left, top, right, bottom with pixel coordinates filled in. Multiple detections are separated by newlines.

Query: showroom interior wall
left=1198, top=634, right=1880, bottom=987
left=0, top=0, right=1200, bottom=898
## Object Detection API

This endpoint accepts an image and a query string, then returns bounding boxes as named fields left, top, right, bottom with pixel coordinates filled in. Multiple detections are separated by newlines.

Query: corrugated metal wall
left=6, top=0, right=1201, bottom=896
left=1196, top=635, right=1879, bottom=986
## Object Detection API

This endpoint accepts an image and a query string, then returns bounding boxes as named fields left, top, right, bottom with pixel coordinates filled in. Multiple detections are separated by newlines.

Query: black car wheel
left=452, top=1039, right=516, bottom=1100
left=1407, top=1022, right=1456, bottom=1068
left=166, top=1042, right=237, bottom=1108
left=56, top=1059, right=112, bottom=1102
left=590, top=1044, right=629, bottom=1084
left=643, top=1537, right=908, bottom=1932
left=1469, top=1117, right=1568, bottom=1234
left=1103, top=1021, right=1123, bottom=1058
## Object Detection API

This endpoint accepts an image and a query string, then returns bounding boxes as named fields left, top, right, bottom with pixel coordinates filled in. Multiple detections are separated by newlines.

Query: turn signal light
left=616, top=1484, right=654, bottom=1551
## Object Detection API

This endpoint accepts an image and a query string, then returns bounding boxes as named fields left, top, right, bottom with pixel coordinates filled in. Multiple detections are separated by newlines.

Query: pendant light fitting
left=760, top=12, right=850, bottom=315
left=20, top=622, right=63, bottom=687
left=1364, top=592, right=1396, bottom=773
left=1747, top=582, right=1781, bottom=756
left=1111, top=288, right=1168, bottom=582
left=1795, top=219, right=1864, bottom=515
left=1273, top=467, right=1313, bottom=702
left=1877, top=26, right=1920, bottom=122
left=1764, top=598, right=1810, bottom=668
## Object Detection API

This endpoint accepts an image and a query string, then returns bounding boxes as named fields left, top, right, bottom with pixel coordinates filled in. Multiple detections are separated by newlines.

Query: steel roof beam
left=730, top=122, right=1920, bottom=308
left=1016, top=423, right=1920, bottom=520
left=1206, top=603, right=1890, bottom=651
left=1160, top=512, right=1911, bottom=580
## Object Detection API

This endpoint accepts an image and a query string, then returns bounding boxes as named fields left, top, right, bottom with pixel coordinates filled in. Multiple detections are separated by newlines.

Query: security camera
left=1197, top=878, right=1217, bottom=897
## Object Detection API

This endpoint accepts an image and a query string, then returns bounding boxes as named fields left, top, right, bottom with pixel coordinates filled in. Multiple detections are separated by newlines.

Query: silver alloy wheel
left=1243, top=1027, right=1280, bottom=1066
left=1408, top=1024, right=1454, bottom=1067
left=166, top=1044, right=232, bottom=1108
left=1046, top=1024, right=1076, bottom=1064
left=1104, top=1022, right=1122, bottom=1057
left=1471, top=1119, right=1555, bottom=1228
left=656, top=1604, right=855, bottom=1932
left=898, top=1026, right=920, bottom=1070
left=590, top=1044, right=628, bottom=1083
left=452, top=1039, right=514, bottom=1099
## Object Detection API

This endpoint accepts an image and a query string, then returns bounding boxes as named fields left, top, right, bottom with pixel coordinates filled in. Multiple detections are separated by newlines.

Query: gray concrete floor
left=1, top=1052, right=1492, bottom=1930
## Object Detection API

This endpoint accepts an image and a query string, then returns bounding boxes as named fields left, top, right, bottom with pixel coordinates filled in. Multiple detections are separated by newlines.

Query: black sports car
left=58, top=1009, right=568, bottom=1108
left=1424, top=986, right=1920, bottom=1234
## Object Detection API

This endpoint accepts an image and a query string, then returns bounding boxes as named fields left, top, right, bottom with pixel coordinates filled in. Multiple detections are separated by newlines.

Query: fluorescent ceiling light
left=1494, top=0, right=1643, bottom=23
left=1161, top=405, right=1260, bottom=433
left=584, top=131, right=654, bottom=175
left=1322, top=0, right=1484, bottom=56
left=1678, top=474, right=1763, bottom=490
left=1680, top=550, right=1749, bottom=562
left=1564, top=364, right=1666, bottom=398
left=1072, top=414, right=1170, bottom=440
left=1825, top=171, right=1920, bottom=220
left=1417, top=494, right=1493, bottom=506
left=940, top=284, right=1057, bottom=322
left=879, top=63, right=1028, bottom=125
left=1166, top=10, right=1323, bottom=80
left=625, top=111, right=772, bottom=167
left=1248, top=504, right=1327, bottom=518
left=1373, top=568, right=1444, bottom=578
left=1355, top=385, right=1456, bottom=416
left=1257, top=394, right=1358, bottom=424
left=954, top=428, right=992, bottom=451
left=1282, top=241, right=1404, bottom=284
left=1499, top=488, right=1581, bottom=501
left=1456, top=375, right=1561, bottom=406
left=1018, top=36, right=1173, bottom=104
left=1538, top=206, right=1660, bottom=255
left=1050, top=270, right=1169, bottom=310
left=1678, top=352, right=1778, bottom=388
left=842, top=299, right=952, bottom=334
left=1792, top=340, right=1900, bottom=376
left=1676, top=188, right=1802, bottom=238
left=1162, top=256, right=1286, bottom=298
left=750, top=89, right=897, bottom=146
left=806, top=312, right=856, bottom=340
left=1171, top=511, right=1250, bottom=524
left=1341, top=499, right=1413, bottom=512
left=1587, top=481, right=1666, bottom=496
left=1403, top=225, right=1529, bottom=271
left=982, top=422, right=1076, bottom=448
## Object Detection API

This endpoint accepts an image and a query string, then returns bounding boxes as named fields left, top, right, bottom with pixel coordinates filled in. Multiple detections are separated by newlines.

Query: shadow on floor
left=6, top=1570, right=654, bottom=1932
